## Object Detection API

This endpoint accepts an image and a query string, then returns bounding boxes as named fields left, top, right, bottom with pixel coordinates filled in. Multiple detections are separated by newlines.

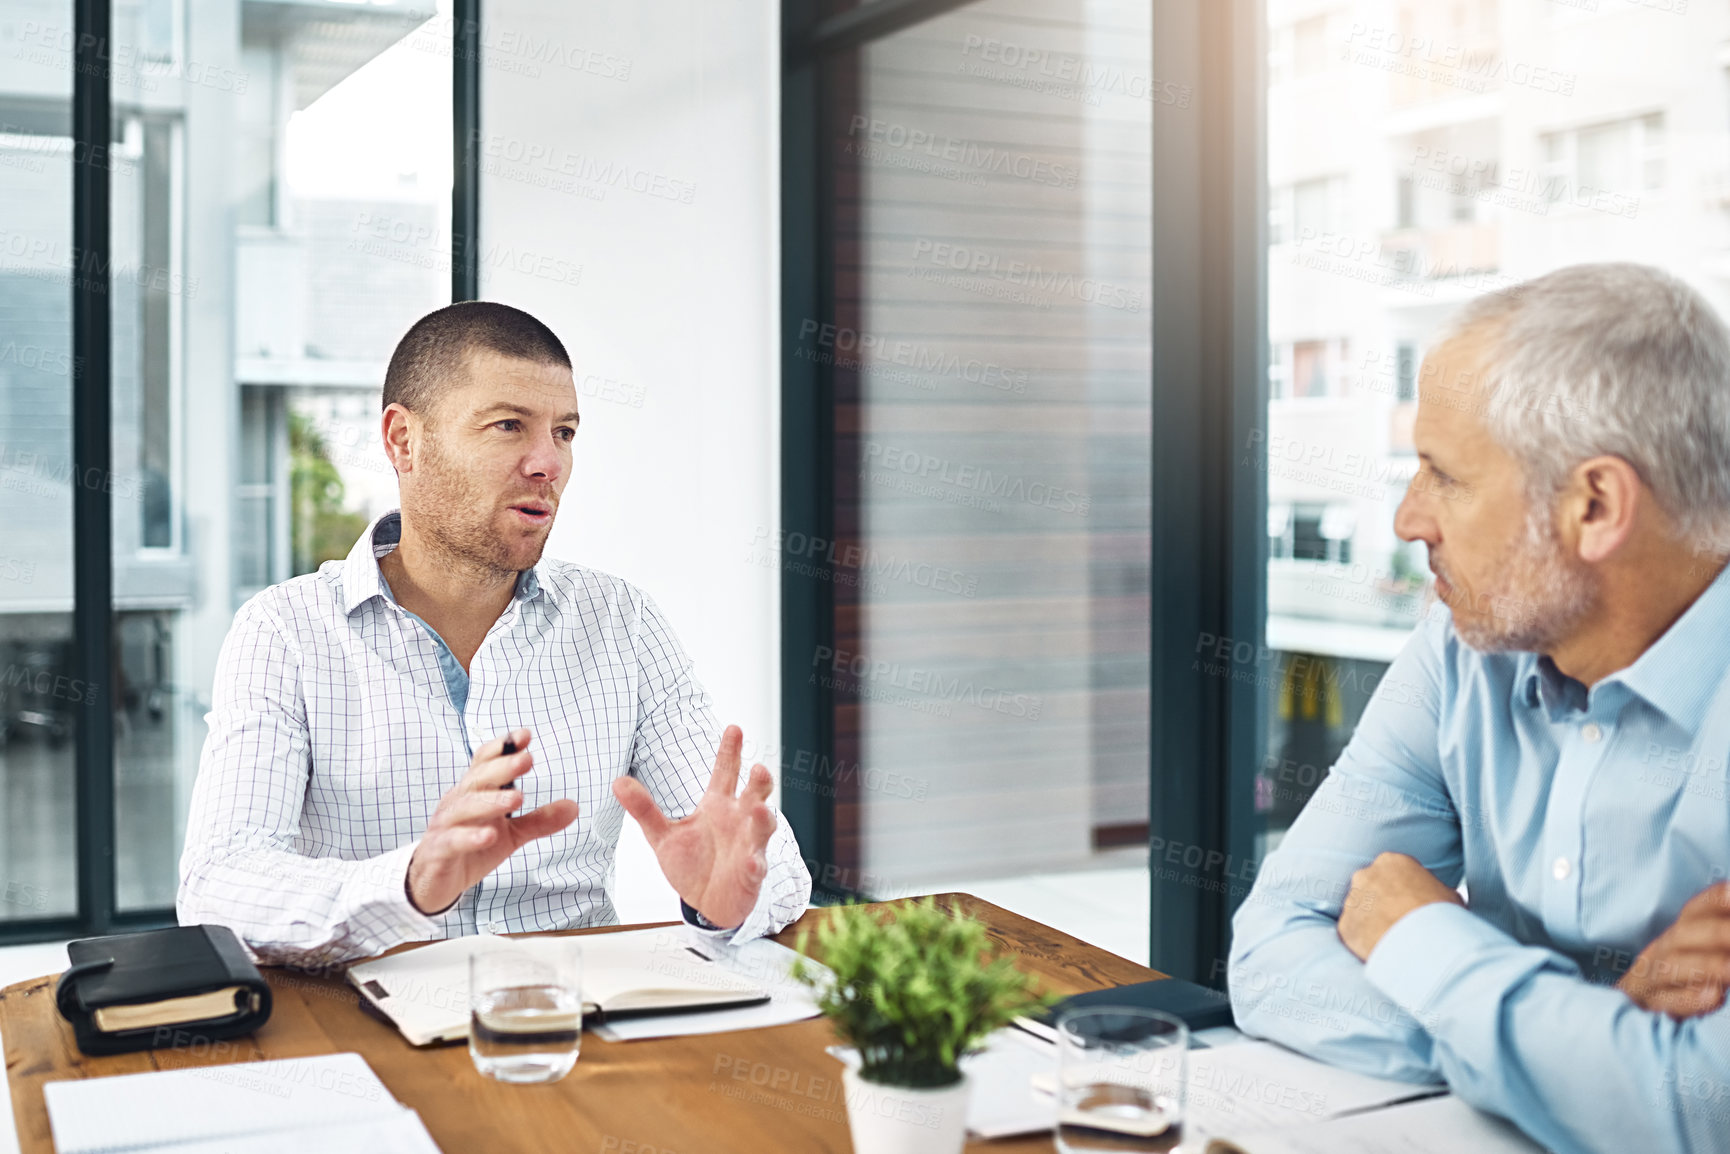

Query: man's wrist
left=1364, top=895, right=1449, bottom=958
left=1362, top=900, right=1498, bottom=1020
left=680, top=898, right=738, bottom=933
left=404, top=848, right=460, bottom=917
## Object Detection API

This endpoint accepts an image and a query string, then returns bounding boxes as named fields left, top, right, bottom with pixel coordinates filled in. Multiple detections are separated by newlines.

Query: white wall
left=480, top=0, right=781, bottom=922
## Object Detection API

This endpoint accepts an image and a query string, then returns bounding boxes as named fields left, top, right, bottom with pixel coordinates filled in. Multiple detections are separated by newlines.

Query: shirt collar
left=1522, top=654, right=1588, bottom=718
left=340, top=509, right=544, bottom=615
left=1609, top=558, right=1730, bottom=735
left=1519, top=558, right=1730, bottom=735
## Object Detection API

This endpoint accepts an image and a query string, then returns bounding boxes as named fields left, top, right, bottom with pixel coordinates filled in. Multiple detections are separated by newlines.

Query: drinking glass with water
left=469, top=938, right=584, bottom=1084
left=1056, top=1007, right=1187, bottom=1153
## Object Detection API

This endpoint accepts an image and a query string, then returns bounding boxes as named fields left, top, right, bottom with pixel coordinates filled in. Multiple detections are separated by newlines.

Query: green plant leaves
left=790, top=897, right=1055, bottom=1089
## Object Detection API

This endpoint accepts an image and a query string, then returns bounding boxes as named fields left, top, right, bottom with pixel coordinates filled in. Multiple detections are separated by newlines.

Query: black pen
left=500, top=738, right=518, bottom=811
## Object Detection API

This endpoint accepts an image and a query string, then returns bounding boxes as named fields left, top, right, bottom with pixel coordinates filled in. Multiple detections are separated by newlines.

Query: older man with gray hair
left=1230, top=263, right=1730, bottom=1154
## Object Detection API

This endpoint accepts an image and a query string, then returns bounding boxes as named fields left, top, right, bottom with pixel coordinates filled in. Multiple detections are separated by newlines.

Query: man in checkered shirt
left=178, top=302, right=812, bottom=967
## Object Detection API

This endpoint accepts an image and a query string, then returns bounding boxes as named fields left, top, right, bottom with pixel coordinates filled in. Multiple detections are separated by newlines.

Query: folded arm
left=1230, top=619, right=1730, bottom=1154
left=1229, top=622, right=1458, bottom=1082
left=1364, top=900, right=1729, bottom=1154
left=177, top=599, right=443, bottom=969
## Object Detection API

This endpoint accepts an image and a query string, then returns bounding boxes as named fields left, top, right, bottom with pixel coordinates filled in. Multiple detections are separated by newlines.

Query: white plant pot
left=841, top=1066, right=971, bottom=1154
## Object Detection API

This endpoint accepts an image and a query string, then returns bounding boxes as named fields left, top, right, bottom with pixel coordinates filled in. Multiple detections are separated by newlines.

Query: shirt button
left=484, top=921, right=502, bottom=934
left=1582, top=722, right=1602, bottom=743
left=1552, top=857, right=1572, bottom=881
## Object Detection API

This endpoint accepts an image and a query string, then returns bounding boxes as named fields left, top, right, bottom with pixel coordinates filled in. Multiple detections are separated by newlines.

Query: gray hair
left=1436, top=262, right=1730, bottom=548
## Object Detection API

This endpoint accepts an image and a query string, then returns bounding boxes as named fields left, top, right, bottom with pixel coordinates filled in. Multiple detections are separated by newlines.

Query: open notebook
left=347, top=928, right=770, bottom=1046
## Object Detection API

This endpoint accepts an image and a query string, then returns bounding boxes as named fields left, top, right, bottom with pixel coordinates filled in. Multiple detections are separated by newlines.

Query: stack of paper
left=43, top=1053, right=441, bottom=1153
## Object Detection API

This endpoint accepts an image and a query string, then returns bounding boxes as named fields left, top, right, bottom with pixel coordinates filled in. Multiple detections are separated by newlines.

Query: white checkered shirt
left=178, top=511, right=811, bottom=968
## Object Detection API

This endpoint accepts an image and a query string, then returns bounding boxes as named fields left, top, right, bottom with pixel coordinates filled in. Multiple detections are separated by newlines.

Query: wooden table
left=2, top=894, right=1161, bottom=1153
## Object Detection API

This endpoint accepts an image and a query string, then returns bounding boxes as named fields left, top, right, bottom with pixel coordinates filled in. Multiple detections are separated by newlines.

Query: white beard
left=1434, top=502, right=1598, bottom=654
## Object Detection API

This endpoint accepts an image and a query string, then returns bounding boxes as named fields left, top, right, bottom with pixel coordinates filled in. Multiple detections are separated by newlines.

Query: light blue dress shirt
left=1230, top=560, right=1730, bottom=1154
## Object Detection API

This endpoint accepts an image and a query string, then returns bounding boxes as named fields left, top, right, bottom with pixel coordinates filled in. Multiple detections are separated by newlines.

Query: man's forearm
left=1230, top=892, right=1446, bottom=1083
left=1365, top=901, right=1727, bottom=1154
left=178, top=837, right=438, bottom=969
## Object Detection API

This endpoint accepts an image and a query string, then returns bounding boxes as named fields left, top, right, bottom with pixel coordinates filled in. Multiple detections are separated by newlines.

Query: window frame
left=778, top=0, right=1268, bottom=982
left=0, top=0, right=479, bottom=945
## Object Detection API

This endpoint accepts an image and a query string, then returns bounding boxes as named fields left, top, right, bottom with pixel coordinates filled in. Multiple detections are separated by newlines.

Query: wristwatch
left=680, top=899, right=737, bottom=933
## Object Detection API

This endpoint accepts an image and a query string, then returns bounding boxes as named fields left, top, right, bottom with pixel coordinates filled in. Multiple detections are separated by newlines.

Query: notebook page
left=348, top=934, right=494, bottom=1043
left=578, top=928, right=766, bottom=1007
left=43, top=1053, right=405, bottom=1153
left=587, top=936, right=825, bottom=1041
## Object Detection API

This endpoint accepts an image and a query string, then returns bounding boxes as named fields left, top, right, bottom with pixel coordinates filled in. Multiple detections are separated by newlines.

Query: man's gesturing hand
left=1338, top=852, right=1464, bottom=962
left=1618, top=882, right=1730, bottom=1019
left=406, top=729, right=580, bottom=916
left=612, top=725, right=776, bottom=931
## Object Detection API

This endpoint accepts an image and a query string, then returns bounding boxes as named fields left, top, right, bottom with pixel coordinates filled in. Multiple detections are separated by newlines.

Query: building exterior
left=0, top=0, right=441, bottom=916
left=1261, top=0, right=1729, bottom=843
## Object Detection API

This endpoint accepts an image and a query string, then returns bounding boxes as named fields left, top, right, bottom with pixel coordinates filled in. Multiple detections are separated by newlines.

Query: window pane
left=822, top=0, right=1153, bottom=962
left=0, top=0, right=78, bottom=921
left=111, top=0, right=449, bottom=911
left=1259, top=0, right=1717, bottom=863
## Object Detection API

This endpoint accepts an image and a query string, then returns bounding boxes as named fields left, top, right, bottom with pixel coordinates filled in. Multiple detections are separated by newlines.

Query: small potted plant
left=792, top=897, right=1050, bottom=1154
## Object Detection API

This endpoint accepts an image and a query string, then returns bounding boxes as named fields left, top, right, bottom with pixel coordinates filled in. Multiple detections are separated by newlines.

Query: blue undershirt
left=376, top=567, right=471, bottom=722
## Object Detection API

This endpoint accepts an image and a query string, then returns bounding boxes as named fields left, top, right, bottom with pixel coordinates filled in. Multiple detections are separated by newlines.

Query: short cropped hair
left=382, top=301, right=571, bottom=415
left=1439, top=262, right=1730, bottom=545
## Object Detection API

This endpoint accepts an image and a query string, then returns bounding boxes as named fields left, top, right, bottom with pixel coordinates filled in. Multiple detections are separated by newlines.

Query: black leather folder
left=54, top=925, right=272, bottom=1055
left=1016, top=977, right=1236, bottom=1042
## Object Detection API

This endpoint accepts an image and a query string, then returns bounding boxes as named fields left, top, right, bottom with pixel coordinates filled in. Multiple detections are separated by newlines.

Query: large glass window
left=797, top=0, right=1154, bottom=962
left=0, top=0, right=452, bottom=923
left=1257, top=0, right=1730, bottom=860
left=0, top=0, right=78, bottom=922
left=108, top=0, right=448, bottom=913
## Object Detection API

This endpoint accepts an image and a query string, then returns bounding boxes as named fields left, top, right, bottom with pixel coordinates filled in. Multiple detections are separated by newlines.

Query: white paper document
left=1203, top=1092, right=1551, bottom=1154
left=1182, top=1040, right=1444, bottom=1134
left=42, top=1053, right=439, bottom=1154
left=963, top=1035, right=1444, bottom=1142
left=148, top=1112, right=443, bottom=1154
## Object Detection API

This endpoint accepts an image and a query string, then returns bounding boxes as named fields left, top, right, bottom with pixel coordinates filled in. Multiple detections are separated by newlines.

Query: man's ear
left=1561, top=455, right=1642, bottom=564
left=381, top=403, right=416, bottom=475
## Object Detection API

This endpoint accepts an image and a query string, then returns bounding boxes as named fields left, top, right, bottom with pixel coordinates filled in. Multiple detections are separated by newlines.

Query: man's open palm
left=612, top=725, right=776, bottom=929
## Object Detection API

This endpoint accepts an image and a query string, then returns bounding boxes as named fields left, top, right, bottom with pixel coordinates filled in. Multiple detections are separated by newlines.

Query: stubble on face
left=1433, top=496, right=1598, bottom=654
left=407, top=424, right=552, bottom=583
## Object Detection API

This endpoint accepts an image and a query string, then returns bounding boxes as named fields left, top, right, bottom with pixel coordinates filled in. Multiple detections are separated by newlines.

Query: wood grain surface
left=2, top=894, right=1161, bottom=1153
